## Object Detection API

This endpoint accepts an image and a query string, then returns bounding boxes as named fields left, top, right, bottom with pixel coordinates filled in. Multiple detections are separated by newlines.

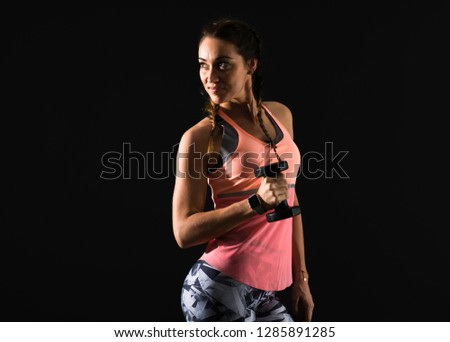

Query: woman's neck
left=220, top=98, right=260, bottom=123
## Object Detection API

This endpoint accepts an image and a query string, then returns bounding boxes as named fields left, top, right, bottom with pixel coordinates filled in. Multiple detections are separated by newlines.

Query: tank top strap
left=261, top=103, right=290, bottom=142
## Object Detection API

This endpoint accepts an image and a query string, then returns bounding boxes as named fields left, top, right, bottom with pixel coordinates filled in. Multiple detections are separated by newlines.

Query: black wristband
left=248, top=194, right=266, bottom=214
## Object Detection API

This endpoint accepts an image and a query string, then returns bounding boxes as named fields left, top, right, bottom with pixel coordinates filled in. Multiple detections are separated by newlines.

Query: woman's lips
left=209, top=87, right=223, bottom=94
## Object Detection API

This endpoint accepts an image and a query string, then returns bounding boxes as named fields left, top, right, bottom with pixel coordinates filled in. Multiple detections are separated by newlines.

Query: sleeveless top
left=199, top=104, right=301, bottom=291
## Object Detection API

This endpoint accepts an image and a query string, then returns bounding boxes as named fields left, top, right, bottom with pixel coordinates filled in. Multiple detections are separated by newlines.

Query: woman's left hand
left=291, top=279, right=314, bottom=321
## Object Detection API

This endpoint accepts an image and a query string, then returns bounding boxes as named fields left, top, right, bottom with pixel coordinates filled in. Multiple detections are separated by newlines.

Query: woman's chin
left=209, top=93, right=228, bottom=104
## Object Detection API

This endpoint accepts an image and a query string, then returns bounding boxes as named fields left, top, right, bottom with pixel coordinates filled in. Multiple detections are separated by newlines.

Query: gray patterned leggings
left=181, top=260, right=294, bottom=322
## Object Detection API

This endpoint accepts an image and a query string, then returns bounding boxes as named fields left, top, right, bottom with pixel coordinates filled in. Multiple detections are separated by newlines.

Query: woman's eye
left=199, top=63, right=208, bottom=69
left=218, top=62, right=229, bottom=70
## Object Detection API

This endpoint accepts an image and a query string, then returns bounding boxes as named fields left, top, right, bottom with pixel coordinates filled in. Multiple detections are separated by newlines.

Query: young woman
left=172, top=17, right=314, bottom=322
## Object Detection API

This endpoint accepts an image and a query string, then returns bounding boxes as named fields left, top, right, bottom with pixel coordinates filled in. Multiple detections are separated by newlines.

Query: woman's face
left=198, top=37, right=254, bottom=104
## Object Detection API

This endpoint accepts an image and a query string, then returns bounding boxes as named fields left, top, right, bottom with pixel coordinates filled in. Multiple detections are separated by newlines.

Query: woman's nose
left=207, top=68, right=220, bottom=83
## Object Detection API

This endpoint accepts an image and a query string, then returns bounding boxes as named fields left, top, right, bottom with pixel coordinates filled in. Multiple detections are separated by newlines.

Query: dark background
left=3, top=4, right=449, bottom=322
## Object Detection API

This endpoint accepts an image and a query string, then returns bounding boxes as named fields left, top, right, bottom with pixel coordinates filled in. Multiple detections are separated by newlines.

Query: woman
left=172, top=17, right=314, bottom=322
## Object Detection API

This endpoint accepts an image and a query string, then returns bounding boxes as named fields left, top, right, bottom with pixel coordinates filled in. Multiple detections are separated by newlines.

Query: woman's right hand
left=256, top=173, right=289, bottom=210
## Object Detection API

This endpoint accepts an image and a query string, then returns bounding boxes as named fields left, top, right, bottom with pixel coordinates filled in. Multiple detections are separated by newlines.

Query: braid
left=253, top=60, right=281, bottom=162
left=256, top=103, right=281, bottom=162
left=206, top=100, right=220, bottom=154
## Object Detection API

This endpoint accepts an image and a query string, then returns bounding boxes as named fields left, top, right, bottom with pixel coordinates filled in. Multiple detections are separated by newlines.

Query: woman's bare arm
left=172, top=122, right=256, bottom=249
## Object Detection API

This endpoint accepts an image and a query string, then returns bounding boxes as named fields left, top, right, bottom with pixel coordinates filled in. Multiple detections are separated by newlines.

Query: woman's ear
left=247, top=58, right=258, bottom=74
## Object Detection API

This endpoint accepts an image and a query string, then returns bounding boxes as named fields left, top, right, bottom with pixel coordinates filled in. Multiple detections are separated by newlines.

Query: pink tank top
left=199, top=104, right=301, bottom=291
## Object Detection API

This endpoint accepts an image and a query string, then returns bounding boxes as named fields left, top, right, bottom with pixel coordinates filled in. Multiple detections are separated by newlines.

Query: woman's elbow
left=174, top=234, right=189, bottom=249
left=173, top=223, right=192, bottom=249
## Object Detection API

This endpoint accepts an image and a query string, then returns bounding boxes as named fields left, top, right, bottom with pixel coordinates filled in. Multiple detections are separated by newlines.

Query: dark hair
left=199, top=18, right=273, bottom=156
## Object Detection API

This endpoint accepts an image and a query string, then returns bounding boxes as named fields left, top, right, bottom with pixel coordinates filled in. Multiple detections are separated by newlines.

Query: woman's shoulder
left=263, top=101, right=293, bottom=121
left=262, top=101, right=294, bottom=135
left=262, top=100, right=292, bottom=114
left=178, top=116, right=211, bottom=152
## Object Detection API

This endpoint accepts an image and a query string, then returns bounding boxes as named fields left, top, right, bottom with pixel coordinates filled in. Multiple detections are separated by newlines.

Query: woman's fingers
left=258, top=174, right=290, bottom=208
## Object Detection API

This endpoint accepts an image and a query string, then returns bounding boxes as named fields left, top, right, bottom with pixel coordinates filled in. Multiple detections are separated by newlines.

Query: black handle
left=266, top=200, right=301, bottom=222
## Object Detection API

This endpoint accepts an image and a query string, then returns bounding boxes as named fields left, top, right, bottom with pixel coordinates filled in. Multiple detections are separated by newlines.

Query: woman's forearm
left=292, top=213, right=308, bottom=280
left=174, top=198, right=256, bottom=249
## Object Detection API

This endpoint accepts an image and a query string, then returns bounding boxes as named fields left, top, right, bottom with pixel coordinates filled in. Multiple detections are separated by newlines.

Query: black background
left=3, top=4, right=449, bottom=322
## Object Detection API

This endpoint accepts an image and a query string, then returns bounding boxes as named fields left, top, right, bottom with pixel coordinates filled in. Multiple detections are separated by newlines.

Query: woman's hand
left=256, top=173, right=289, bottom=210
left=291, top=279, right=314, bottom=321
